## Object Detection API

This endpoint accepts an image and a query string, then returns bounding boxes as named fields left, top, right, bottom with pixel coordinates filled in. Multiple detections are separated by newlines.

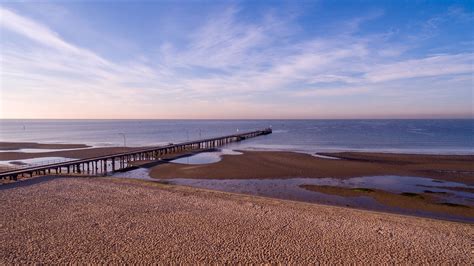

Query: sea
left=0, top=119, right=473, bottom=154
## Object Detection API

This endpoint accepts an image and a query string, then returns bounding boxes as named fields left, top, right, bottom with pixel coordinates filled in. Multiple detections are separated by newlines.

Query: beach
left=0, top=177, right=471, bottom=264
left=0, top=140, right=473, bottom=262
left=146, top=150, right=474, bottom=221
left=1, top=143, right=473, bottom=219
left=3, top=0, right=473, bottom=263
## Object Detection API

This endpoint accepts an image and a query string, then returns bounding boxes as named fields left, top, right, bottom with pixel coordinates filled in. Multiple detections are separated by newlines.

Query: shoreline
left=0, top=177, right=471, bottom=263
left=0, top=175, right=471, bottom=224
left=149, top=150, right=474, bottom=185
left=147, top=149, right=473, bottom=221
left=1, top=142, right=472, bottom=223
left=114, top=177, right=474, bottom=225
left=0, top=141, right=473, bottom=159
left=2, top=141, right=472, bottom=186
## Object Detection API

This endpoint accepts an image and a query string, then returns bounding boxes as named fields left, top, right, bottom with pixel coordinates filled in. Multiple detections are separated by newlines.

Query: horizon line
left=1, top=117, right=473, bottom=121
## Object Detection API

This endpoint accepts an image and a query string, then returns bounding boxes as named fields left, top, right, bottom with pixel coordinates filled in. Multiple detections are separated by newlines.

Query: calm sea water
left=0, top=119, right=473, bottom=154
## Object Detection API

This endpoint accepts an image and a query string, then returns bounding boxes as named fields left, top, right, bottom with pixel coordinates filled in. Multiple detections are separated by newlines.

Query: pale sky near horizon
left=0, top=1, right=473, bottom=119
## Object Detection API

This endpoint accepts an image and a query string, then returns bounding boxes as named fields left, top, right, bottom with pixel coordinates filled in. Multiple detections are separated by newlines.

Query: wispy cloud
left=364, top=54, right=473, bottom=83
left=0, top=7, right=107, bottom=64
left=0, top=4, right=472, bottom=119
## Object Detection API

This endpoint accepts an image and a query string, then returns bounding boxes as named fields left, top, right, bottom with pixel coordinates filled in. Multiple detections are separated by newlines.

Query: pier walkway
left=0, top=128, right=272, bottom=180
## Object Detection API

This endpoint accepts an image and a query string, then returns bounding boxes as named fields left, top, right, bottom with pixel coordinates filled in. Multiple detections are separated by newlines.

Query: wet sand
left=0, top=164, right=17, bottom=173
left=0, top=142, right=209, bottom=162
left=150, top=151, right=474, bottom=185
left=0, top=177, right=471, bottom=264
left=301, top=185, right=474, bottom=219
left=0, top=142, right=89, bottom=151
left=0, top=147, right=141, bottom=161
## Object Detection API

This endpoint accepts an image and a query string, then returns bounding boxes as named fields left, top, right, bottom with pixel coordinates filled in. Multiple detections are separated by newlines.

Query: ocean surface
left=0, top=119, right=473, bottom=154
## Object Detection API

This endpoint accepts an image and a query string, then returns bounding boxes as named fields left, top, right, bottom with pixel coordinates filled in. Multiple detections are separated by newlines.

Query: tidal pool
left=111, top=163, right=473, bottom=223
left=170, top=148, right=242, bottom=165
left=165, top=176, right=474, bottom=223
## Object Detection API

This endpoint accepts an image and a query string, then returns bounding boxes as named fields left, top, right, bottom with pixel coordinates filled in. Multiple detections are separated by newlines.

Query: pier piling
left=0, top=128, right=272, bottom=180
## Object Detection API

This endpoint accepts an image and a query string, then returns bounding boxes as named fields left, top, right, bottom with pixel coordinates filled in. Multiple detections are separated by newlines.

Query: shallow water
left=312, top=154, right=340, bottom=159
left=113, top=166, right=473, bottom=223
left=171, top=152, right=222, bottom=165
left=167, top=177, right=473, bottom=223
left=167, top=176, right=473, bottom=206
left=170, top=148, right=242, bottom=165
left=113, top=167, right=155, bottom=181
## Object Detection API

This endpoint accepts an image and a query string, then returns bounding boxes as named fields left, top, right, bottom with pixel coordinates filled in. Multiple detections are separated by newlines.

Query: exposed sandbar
left=0, top=142, right=89, bottom=151
left=300, top=185, right=474, bottom=219
left=150, top=151, right=474, bottom=185
left=0, top=177, right=471, bottom=264
left=0, top=142, right=210, bottom=162
left=0, top=147, right=140, bottom=161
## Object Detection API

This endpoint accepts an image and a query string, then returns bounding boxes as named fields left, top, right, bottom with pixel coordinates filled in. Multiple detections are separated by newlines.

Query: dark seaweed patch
left=437, top=202, right=469, bottom=208
left=400, top=192, right=423, bottom=198
left=423, top=190, right=447, bottom=194
left=351, top=188, right=375, bottom=193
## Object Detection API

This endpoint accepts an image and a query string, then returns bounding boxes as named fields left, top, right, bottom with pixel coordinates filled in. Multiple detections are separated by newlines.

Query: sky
left=0, top=0, right=473, bottom=119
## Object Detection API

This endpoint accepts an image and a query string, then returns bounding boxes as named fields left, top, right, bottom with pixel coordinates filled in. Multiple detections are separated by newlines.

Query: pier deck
left=0, top=128, right=272, bottom=180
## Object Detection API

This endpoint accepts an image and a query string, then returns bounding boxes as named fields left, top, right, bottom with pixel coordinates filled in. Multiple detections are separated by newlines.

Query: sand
left=0, top=142, right=89, bottom=150
left=2, top=143, right=472, bottom=186
left=0, top=177, right=471, bottom=264
left=150, top=150, right=474, bottom=185
left=0, top=143, right=208, bottom=162
left=0, top=147, right=141, bottom=161
left=301, top=185, right=474, bottom=219
left=0, top=165, right=16, bottom=173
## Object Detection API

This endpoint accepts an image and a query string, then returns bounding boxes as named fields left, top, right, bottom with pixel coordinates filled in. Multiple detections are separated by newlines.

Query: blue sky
left=0, top=0, right=473, bottom=119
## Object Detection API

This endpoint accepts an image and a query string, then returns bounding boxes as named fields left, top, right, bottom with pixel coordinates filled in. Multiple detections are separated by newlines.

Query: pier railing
left=0, top=128, right=272, bottom=180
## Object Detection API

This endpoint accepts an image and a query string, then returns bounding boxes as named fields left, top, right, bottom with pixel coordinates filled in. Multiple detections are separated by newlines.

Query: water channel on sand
left=113, top=149, right=474, bottom=223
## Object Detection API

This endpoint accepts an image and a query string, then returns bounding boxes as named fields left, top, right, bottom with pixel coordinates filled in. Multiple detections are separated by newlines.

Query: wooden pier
left=0, top=128, right=272, bottom=181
